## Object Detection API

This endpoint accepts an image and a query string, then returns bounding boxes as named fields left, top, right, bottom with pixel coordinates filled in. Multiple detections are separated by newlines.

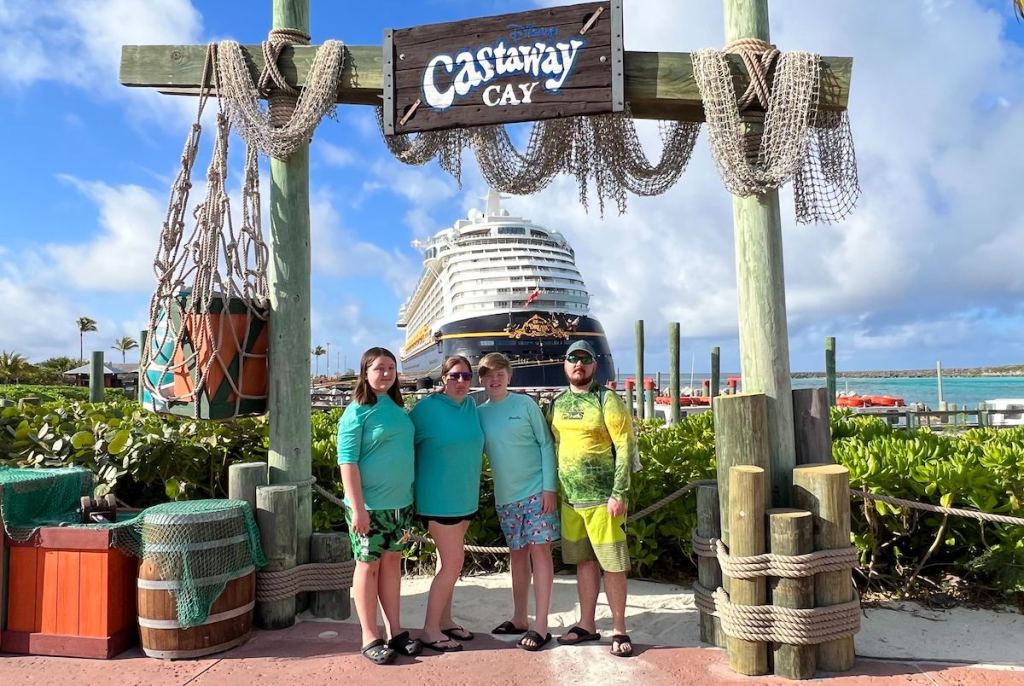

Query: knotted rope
left=256, top=561, right=355, bottom=602
left=725, top=38, right=781, bottom=112
left=712, top=588, right=861, bottom=645
left=713, top=539, right=859, bottom=579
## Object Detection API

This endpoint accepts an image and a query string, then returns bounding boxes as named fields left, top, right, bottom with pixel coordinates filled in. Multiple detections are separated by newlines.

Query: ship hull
left=401, top=311, right=614, bottom=388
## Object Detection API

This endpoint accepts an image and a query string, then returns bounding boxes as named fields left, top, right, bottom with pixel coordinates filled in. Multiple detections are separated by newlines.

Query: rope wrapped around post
left=256, top=560, right=355, bottom=602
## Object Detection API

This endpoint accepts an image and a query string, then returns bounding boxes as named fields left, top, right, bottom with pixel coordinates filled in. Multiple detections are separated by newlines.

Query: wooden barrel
left=136, top=502, right=257, bottom=659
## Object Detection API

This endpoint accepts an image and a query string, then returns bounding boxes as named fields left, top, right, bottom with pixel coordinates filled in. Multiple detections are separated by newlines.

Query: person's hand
left=351, top=507, right=370, bottom=535
left=607, top=496, right=626, bottom=518
left=541, top=491, right=558, bottom=514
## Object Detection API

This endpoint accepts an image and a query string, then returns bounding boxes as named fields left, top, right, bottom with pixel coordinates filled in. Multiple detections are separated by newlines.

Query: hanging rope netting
left=379, top=40, right=859, bottom=222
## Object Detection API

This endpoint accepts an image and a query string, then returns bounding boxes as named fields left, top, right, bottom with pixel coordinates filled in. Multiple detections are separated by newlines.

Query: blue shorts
left=497, top=492, right=560, bottom=551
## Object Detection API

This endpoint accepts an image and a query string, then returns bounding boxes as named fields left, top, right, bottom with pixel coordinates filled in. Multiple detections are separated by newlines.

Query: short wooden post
left=669, top=322, right=681, bottom=424
left=310, top=533, right=351, bottom=619
left=977, top=402, right=987, bottom=428
left=936, top=360, right=944, bottom=407
left=696, top=485, right=726, bottom=647
left=769, top=509, right=816, bottom=679
left=625, top=379, right=635, bottom=417
left=727, top=466, right=768, bottom=676
left=138, top=329, right=148, bottom=404
left=635, top=319, right=645, bottom=420
left=792, top=464, right=856, bottom=672
left=644, top=379, right=655, bottom=420
left=656, top=371, right=662, bottom=394
left=906, top=410, right=917, bottom=430
left=792, top=388, right=833, bottom=465
left=229, top=462, right=268, bottom=515
left=255, top=484, right=297, bottom=629
left=710, top=346, right=721, bottom=400
left=89, top=350, right=104, bottom=402
left=713, top=393, right=771, bottom=548
left=825, top=337, right=836, bottom=407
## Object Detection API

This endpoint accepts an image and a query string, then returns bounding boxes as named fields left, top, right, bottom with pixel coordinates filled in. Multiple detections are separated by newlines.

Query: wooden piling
left=255, top=484, right=297, bottom=629
left=792, top=464, right=856, bottom=672
left=977, top=402, right=988, bottom=428
left=727, top=466, right=768, bottom=676
left=89, top=351, right=104, bottom=403
left=713, top=393, right=771, bottom=547
left=696, top=485, right=726, bottom=647
left=310, top=533, right=351, bottom=619
left=710, top=346, right=721, bottom=400
left=625, top=379, right=635, bottom=417
left=138, top=329, right=148, bottom=404
left=669, top=322, right=681, bottom=424
left=635, top=320, right=645, bottom=420
left=229, top=462, right=268, bottom=515
left=644, top=379, right=655, bottom=420
left=825, top=337, right=836, bottom=407
left=792, top=388, right=833, bottom=465
left=769, top=509, right=817, bottom=679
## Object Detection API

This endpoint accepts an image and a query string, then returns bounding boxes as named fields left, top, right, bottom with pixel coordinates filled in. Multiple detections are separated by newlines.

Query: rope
left=714, top=539, right=859, bottom=579
left=852, top=490, right=1024, bottom=527
left=256, top=561, right=355, bottom=602
left=712, top=588, right=861, bottom=645
left=724, top=38, right=780, bottom=112
left=692, top=531, right=716, bottom=558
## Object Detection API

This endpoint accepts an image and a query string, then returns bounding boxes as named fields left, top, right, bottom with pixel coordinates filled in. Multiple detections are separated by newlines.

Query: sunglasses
left=446, top=371, right=473, bottom=382
left=566, top=353, right=594, bottom=365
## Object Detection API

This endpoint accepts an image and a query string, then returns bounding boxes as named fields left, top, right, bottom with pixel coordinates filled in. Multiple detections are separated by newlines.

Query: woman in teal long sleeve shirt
left=409, top=355, right=484, bottom=652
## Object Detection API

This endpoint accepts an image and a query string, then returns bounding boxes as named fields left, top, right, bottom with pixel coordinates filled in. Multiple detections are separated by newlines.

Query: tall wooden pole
left=267, top=0, right=313, bottom=576
left=724, top=0, right=796, bottom=508
left=635, top=319, right=645, bottom=420
left=710, top=346, right=721, bottom=399
left=89, top=351, right=104, bottom=402
left=825, top=336, right=836, bottom=407
left=669, top=322, right=681, bottom=424
left=138, top=329, right=148, bottom=404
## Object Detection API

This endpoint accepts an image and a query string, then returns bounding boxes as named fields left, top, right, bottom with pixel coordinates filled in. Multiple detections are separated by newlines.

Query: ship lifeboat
left=867, top=395, right=905, bottom=407
left=836, top=394, right=865, bottom=408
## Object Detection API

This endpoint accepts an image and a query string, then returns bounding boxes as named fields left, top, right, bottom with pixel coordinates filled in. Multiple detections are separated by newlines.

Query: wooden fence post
left=310, top=533, right=351, bottom=619
left=255, top=484, right=297, bottom=629
left=710, top=346, right=721, bottom=400
left=229, top=462, right=268, bottom=515
left=769, top=509, right=816, bottom=679
left=792, top=388, right=833, bottom=465
left=696, top=485, right=726, bottom=647
left=713, top=393, right=771, bottom=548
left=825, top=337, right=836, bottom=407
left=669, top=322, right=681, bottom=424
left=635, top=319, right=645, bottom=420
left=728, top=466, right=768, bottom=676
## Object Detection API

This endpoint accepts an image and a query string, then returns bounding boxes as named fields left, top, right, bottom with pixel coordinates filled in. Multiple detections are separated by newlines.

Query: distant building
left=63, top=362, right=138, bottom=389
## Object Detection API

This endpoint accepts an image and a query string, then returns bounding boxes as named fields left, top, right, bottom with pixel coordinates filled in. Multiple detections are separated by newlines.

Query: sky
left=1, top=0, right=1023, bottom=376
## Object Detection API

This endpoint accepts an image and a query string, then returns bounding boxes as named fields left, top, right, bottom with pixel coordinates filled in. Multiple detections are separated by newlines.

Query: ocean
left=614, top=374, right=1024, bottom=409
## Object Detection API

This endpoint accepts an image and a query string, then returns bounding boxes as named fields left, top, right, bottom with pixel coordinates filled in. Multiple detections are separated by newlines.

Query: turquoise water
left=615, top=374, right=1024, bottom=408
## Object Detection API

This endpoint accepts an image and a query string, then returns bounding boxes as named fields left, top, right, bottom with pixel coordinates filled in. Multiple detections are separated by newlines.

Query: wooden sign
left=383, top=0, right=623, bottom=135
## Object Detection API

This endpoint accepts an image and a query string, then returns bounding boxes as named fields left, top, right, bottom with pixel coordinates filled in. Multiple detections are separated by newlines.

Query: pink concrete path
left=1, top=620, right=1021, bottom=686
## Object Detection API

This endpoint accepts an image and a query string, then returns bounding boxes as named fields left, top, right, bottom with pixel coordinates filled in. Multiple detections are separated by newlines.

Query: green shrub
left=0, top=384, right=127, bottom=403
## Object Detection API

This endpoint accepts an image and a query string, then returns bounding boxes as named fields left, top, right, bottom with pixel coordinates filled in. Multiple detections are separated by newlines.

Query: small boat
left=836, top=393, right=905, bottom=408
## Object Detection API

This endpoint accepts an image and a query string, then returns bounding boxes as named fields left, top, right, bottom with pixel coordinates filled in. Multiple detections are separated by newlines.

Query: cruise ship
left=398, top=191, right=614, bottom=388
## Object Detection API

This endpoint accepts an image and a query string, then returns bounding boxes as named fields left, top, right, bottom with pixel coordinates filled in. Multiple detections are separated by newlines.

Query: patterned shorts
left=344, top=505, right=414, bottom=562
left=497, top=492, right=561, bottom=551
left=560, top=501, right=630, bottom=573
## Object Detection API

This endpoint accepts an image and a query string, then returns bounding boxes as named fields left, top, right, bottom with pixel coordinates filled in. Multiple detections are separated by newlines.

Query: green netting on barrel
left=112, top=499, right=267, bottom=628
left=0, top=466, right=93, bottom=541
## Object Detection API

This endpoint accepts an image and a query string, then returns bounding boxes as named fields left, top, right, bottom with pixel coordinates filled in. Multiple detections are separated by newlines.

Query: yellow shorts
left=560, top=501, right=630, bottom=573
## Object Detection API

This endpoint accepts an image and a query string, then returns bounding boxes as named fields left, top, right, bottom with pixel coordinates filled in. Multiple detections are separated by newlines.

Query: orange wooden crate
left=2, top=525, right=138, bottom=658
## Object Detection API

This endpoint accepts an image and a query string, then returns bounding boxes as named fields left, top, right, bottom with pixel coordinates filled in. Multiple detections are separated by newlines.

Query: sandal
left=441, top=625, right=474, bottom=641
left=492, top=620, right=528, bottom=635
left=387, top=630, right=422, bottom=657
left=517, top=630, right=552, bottom=652
left=557, top=626, right=601, bottom=645
left=423, top=637, right=463, bottom=653
left=361, top=638, right=396, bottom=665
left=610, top=634, right=634, bottom=658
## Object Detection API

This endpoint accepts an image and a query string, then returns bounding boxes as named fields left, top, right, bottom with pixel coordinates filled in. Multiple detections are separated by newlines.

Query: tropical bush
left=1, top=384, right=128, bottom=403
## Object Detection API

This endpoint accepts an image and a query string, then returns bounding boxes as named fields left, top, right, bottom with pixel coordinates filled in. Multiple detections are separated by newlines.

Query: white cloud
left=319, top=142, right=358, bottom=167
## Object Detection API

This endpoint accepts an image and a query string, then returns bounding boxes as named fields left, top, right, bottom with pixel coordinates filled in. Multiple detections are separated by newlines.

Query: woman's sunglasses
left=446, top=371, right=473, bottom=382
left=566, top=353, right=594, bottom=365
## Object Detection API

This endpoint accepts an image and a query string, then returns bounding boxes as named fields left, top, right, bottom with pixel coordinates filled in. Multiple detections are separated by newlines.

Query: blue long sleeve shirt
left=479, top=392, right=556, bottom=506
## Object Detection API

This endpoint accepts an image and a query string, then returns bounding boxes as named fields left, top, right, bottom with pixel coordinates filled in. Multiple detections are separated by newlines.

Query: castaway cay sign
left=383, top=1, right=623, bottom=135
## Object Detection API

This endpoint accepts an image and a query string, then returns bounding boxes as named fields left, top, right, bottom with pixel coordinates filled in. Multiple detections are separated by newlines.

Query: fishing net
left=0, top=466, right=93, bottom=541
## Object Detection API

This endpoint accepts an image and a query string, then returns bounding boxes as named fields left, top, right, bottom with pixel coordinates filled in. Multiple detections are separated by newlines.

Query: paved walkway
left=2, top=620, right=1022, bottom=686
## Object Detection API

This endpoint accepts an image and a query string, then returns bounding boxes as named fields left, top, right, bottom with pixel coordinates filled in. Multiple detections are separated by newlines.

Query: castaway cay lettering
left=422, top=35, right=586, bottom=109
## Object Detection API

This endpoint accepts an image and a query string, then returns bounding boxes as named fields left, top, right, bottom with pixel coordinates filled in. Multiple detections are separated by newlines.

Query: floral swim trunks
left=497, top=492, right=561, bottom=550
left=344, top=505, right=414, bottom=562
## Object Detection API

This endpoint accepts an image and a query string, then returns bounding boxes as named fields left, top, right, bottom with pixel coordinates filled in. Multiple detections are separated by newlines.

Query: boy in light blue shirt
left=478, top=353, right=559, bottom=652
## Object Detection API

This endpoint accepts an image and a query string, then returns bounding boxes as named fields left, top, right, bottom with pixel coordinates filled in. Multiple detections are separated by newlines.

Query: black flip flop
left=610, top=633, right=634, bottom=658
left=387, top=631, right=422, bottom=657
left=517, top=630, right=553, bottom=652
left=441, top=625, right=474, bottom=641
left=492, top=620, right=528, bottom=635
left=361, top=638, right=396, bottom=665
left=557, top=626, right=601, bottom=645
left=423, top=637, right=463, bottom=653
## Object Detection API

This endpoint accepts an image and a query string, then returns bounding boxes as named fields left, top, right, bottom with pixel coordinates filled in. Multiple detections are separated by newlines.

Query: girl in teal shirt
left=409, top=355, right=484, bottom=652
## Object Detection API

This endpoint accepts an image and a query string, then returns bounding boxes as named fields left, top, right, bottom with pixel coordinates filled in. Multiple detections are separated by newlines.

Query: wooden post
left=656, top=371, right=662, bottom=394
left=138, top=329, right=147, bottom=404
left=89, top=350, right=104, bottom=402
left=625, top=379, right=635, bottom=417
left=727, top=466, right=768, bottom=676
left=229, top=462, right=268, bottom=515
left=825, top=337, right=836, bottom=407
left=267, top=0, right=313, bottom=589
left=713, top=393, right=771, bottom=548
left=669, top=322, right=681, bottom=424
left=310, top=533, right=352, bottom=619
left=769, top=509, right=816, bottom=679
left=635, top=319, right=645, bottom=420
left=255, top=484, right=297, bottom=629
left=710, top=346, right=721, bottom=400
left=644, top=378, right=655, bottom=420
left=936, top=360, right=944, bottom=406
left=696, top=485, right=726, bottom=647
left=977, top=402, right=987, bottom=428
left=724, top=0, right=797, bottom=509
left=792, top=388, right=833, bottom=465
left=792, top=464, right=856, bottom=672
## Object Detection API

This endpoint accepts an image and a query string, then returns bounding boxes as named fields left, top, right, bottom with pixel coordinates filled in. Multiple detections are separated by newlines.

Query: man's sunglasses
left=446, top=371, right=473, bottom=382
left=566, top=353, right=594, bottom=365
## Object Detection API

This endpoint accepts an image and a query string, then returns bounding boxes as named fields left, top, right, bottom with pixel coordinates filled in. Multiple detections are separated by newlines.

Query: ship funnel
left=485, top=188, right=506, bottom=216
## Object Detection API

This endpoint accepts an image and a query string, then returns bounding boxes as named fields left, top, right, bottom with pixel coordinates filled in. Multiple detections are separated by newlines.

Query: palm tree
left=112, top=336, right=139, bottom=364
left=312, top=345, right=327, bottom=376
left=76, top=317, right=98, bottom=362
left=0, top=351, right=31, bottom=384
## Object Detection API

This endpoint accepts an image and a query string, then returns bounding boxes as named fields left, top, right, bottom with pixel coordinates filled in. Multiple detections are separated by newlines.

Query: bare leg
left=422, top=520, right=466, bottom=647
left=508, top=547, right=531, bottom=629
left=575, top=559, right=601, bottom=633
left=352, top=560, right=382, bottom=645
left=602, top=570, right=628, bottom=635
left=377, top=551, right=403, bottom=640
left=518, top=542, right=554, bottom=648
left=440, top=520, right=471, bottom=633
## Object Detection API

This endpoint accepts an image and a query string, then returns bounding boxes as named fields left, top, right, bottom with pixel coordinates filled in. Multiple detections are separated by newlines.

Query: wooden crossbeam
left=119, top=44, right=851, bottom=122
